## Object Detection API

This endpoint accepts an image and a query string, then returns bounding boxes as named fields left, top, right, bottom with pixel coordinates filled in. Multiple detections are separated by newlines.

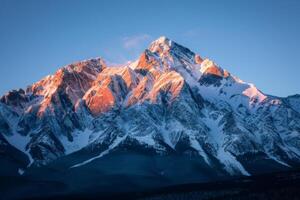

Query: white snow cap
left=156, top=36, right=169, bottom=43
left=148, top=36, right=173, bottom=52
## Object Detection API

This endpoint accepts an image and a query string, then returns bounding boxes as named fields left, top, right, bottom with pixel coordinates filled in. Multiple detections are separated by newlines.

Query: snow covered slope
left=0, top=36, right=299, bottom=179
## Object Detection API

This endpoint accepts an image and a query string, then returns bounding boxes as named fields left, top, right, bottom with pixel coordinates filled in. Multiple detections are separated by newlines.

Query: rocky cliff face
left=0, top=37, right=299, bottom=180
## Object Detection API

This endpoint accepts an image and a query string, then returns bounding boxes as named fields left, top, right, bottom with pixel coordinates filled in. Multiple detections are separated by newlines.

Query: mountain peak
left=148, top=36, right=173, bottom=53
left=153, top=36, right=170, bottom=44
left=147, top=36, right=196, bottom=64
left=2, top=36, right=300, bottom=184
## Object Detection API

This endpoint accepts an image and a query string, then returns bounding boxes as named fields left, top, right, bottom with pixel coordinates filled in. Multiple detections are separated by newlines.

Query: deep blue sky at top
left=0, top=0, right=299, bottom=97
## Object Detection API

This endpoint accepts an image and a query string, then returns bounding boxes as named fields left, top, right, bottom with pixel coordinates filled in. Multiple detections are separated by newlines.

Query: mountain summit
left=0, top=37, right=300, bottom=196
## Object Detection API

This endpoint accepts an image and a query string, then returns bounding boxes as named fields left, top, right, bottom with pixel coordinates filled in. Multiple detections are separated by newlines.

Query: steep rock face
left=0, top=89, right=29, bottom=112
left=83, top=66, right=138, bottom=116
left=1, top=58, right=106, bottom=166
left=0, top=36, right=299, bottom=179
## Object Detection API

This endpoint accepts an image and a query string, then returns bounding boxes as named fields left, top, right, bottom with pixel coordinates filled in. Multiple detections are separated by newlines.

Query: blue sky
left=0, top=0, right=299, bottom=97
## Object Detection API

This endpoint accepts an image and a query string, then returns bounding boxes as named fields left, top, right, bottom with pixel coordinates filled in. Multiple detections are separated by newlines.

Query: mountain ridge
left=0, top=37, right=300, bottom=184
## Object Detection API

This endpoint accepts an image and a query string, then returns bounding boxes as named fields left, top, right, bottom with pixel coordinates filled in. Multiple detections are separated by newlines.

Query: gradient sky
left=0, top=0, right=299, bottom=97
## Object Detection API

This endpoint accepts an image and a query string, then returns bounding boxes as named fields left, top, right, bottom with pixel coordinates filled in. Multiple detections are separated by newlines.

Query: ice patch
left=135, top=134, right=156, bottom=146
left=189, top=135, right=210, bottom=165
left=60, top=129, right=93, bottom=154
left=18, top=168, right=25, bottom=175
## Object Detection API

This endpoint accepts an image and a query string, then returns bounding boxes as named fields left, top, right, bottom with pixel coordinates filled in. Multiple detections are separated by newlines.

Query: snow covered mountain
left=1, top=36, right=300, bottom=185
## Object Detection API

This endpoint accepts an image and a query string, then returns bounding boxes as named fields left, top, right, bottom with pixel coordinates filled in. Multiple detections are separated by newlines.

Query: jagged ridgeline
left=1, top=37, right=300, bottom=188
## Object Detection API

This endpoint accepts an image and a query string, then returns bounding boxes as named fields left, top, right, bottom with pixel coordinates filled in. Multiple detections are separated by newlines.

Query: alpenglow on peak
left=0, top=36, right=299, bottom=197
left=148, top=36, right=173, bottom=52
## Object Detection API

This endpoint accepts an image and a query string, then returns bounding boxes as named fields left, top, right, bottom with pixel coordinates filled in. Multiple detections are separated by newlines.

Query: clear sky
left=0, top=0, right=299, bottom=97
